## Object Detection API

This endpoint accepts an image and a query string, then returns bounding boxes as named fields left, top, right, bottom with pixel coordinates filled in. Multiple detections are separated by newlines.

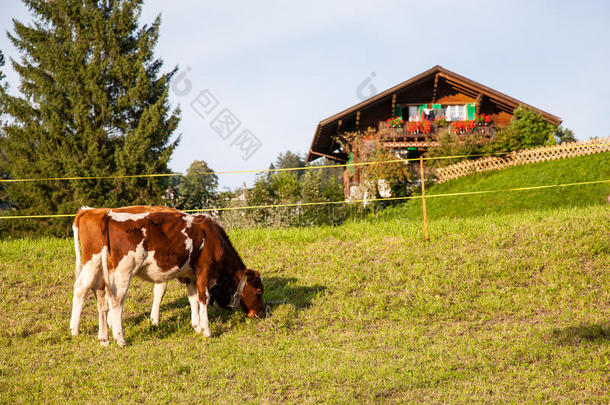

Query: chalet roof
left=307, top=65, right=562, bottom=162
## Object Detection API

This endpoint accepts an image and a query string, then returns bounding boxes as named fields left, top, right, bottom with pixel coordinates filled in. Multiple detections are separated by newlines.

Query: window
left=408, top=106, right=419, bottom=122
left=447, top=105, right=466, bottom=121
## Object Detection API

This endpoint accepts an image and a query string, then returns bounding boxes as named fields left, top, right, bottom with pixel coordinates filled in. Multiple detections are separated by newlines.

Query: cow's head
left=240, top=269, right=264, bottom=318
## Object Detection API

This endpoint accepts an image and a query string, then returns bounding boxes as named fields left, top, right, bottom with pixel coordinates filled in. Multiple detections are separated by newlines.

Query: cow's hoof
left=116, top=340, right=126, bottom=348
left=203, top=330, right=211, bottom=338
left=99, top=339, right=109, bottom=347
left=70, top=329, right=79, bottom=336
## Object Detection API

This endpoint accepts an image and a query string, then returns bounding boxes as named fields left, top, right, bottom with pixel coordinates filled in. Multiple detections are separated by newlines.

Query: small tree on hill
left=554, top=125, right=577, bottom=144
left=274, top=151, right=306, bottom=179
left=0, top=0, right=180, bottom=232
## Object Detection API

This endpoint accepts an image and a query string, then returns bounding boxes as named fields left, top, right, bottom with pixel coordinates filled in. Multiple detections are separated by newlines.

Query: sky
left=1, top=0, right=609, bottom=189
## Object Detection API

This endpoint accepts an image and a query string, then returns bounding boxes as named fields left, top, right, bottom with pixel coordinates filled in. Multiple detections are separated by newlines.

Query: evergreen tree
left=175, top=160, right=218, bottom=210
left=0, top=50, right=8, bottom=210
left=0, top=0, right=180, bottom=229
left=0, top=50, right=5, bottom=82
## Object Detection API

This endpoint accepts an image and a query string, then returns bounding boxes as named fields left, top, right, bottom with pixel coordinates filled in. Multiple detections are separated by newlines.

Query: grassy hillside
left=0, top=205, right=608, bottom=403
left=375, top=152, right=610, bottom=221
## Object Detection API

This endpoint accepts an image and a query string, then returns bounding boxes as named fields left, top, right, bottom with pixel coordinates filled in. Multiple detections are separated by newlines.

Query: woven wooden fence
left=435, top=137, right=610, bottom=183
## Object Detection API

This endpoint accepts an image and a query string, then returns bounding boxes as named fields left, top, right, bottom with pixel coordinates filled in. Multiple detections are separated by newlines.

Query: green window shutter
left=432, top=103, right=442, bottom=109
left=418, top=104, right=428, bottom=119
left=393, top=105, right=403, bottom=118
left=466, top=102, right=476, bottom=120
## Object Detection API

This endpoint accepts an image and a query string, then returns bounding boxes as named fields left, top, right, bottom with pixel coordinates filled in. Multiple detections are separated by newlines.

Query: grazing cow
left=71, top=205, right=233, bottom=329
left=70, top=206, right=263, bottom=346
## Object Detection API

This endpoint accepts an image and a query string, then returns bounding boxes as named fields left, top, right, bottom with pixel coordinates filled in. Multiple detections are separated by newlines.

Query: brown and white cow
left=70, top=205, right=211, bottom=330
left=70, top=206, right=264, bottom=346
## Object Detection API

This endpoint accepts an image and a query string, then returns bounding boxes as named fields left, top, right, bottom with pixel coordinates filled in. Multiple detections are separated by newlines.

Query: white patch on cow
left=135, top=250, right=193, bottom=284
left=181, top=215, right=194, bottom=258
left=79, top=206, right=93, bottom=211
left=107, top=211, right=150, bottom=222
left=184, top=214, right=194, bottom=228
left=181, top=228, right=193, bottom=256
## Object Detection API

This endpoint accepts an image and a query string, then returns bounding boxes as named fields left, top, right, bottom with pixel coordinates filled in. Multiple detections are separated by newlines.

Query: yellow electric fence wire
left=2, top=142, right=607, bottom=183
left=1, top=178, right=608, bottom=219
left=0, top=152, right=492, bottom=183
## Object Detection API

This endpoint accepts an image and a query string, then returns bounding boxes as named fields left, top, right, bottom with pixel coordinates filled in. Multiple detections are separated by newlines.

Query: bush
left=491, top=105, right=557, bottom=152
left=426, top=128, right=491, bottom=167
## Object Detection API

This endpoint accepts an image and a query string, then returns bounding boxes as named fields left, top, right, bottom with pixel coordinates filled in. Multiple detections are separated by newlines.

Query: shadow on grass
left=122, top=276, right=326, bottom=340
left=262, top=276, right=326, bottom=309
left=552, top=323, right=610, bottom=345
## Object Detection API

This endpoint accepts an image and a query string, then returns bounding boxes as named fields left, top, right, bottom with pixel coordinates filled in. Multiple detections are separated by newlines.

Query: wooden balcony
left=378, top=121, right=496, bottom=146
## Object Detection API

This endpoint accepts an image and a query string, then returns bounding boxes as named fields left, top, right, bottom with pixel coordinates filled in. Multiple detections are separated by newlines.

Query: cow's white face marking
left=107, top=211, right=150, bottom=222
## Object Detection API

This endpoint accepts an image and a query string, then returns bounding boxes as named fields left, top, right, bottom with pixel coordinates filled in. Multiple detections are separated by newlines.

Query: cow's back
left=106, top=211, right=205, bottom=282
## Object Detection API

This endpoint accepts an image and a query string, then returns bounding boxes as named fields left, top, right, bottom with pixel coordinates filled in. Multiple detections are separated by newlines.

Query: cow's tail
left=73, top=221, right=81, bottom=279
left=101, top=212, right=111, bottom=290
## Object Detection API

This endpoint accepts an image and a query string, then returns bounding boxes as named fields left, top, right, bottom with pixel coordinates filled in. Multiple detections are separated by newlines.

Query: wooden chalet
left=306, top=65, right=562, bottom=197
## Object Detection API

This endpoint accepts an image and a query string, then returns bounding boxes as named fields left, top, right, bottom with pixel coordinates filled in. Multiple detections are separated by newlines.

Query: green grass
left=0, top=205, right=608, bottom=403
left=375, top=152, right=610, bottom=221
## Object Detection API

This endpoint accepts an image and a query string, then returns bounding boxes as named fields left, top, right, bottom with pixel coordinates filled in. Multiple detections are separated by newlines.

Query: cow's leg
left=150, top=282, right=168, bottom=326
left=70, top=258, right=101, bottom=336
left=106, top=270, right=132, bottom=347
left=96, top=286, right=109, bottom=345
left=186, top=281, right=200, bottom=330
left=196, top=276, right=212, bottom=337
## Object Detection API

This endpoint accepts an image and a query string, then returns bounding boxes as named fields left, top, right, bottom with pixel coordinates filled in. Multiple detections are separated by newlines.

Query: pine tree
left=0, top=50, right=5, bottom=82
left=0, top=0, right=180, bottom=232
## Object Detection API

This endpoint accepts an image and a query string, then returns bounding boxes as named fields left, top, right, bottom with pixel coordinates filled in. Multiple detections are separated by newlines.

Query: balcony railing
left=378, top=121, right=495, bottom=142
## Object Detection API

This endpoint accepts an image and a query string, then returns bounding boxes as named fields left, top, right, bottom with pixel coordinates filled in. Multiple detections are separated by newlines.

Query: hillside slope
left=375, top=152, right=609, bottom=221
left=0, top=205, right=608, bottom=402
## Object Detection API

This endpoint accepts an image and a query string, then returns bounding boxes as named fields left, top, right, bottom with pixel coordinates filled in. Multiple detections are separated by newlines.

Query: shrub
left=425, top=128, right=490, bottom=167
left=491, top=105, right=557, bottom=152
